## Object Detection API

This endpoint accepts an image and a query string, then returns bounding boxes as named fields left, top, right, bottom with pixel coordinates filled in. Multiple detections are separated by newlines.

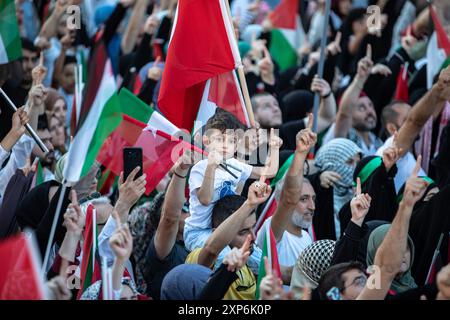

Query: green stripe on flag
left=118, top=88, right=153, bottom=123
left=270, top=153, right=294, bottom=187
left=36, top=160, right=44, bottom=186
left=255, top=230, right=269, bottom=300
left=0, top=0, right=22, bottom=63
left=81, top=93, right=122, bottom=177
left=269, top=29, right=298, bottom=72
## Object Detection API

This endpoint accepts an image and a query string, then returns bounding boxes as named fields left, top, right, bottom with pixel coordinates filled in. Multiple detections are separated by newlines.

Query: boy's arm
left=196, top=152, right=221, bottom=205
left=250, top=128, right=282, bottom=179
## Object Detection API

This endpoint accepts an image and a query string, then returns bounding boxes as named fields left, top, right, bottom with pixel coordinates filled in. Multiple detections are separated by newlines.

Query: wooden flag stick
left=223, top=0, right=256, bottom=128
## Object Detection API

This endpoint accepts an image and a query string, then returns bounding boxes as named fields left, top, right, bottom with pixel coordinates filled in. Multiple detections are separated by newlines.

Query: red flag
left=97, top=115, right=205, bottom=195
left=430, top=5, right=450, bottom=56
left=158, top=0, right=238, bottom=132
left=269, top=0, right=299, bottom=29
left=0, top=234, right=45, bottom=300
left=394, top=64, right=409, bottom=102
left=254, top=193, right=278, bottom=236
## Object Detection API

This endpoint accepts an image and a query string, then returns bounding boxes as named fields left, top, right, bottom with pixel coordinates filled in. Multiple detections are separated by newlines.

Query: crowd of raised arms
left=1, top=0, right=450, bottom=301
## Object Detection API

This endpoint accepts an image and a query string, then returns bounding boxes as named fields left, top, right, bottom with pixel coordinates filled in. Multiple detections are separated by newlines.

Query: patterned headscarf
left=315, top=138, right=362, bottom=195
left=80, top=277, right=139, bottom=300
left=297, top=240, right=336, bottom=286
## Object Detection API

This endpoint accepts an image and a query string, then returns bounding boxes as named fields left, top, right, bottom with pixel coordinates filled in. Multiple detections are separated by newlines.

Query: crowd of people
left=1, top=0, right=450, bottom=301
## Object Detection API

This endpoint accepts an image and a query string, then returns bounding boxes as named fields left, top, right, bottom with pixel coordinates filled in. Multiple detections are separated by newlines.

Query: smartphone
left=123, top=147, right=143, bottom=181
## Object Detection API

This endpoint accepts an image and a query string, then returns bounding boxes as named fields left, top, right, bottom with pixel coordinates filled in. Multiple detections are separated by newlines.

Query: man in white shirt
left=256, top=119, right=317, bottom=282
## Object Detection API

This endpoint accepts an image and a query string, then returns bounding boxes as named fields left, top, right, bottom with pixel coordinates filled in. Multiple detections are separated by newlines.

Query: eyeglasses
left=342, top=274, right=367, bottom=292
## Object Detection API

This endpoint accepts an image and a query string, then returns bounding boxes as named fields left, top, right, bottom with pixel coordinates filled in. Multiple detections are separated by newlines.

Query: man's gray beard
left=291, top=211, right=312, bottom=229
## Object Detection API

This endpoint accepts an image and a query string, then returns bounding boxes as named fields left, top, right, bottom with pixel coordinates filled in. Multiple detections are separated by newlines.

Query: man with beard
left=322, top=45, right=386, bottom=156
left=256, top=119, right=317, bottom=283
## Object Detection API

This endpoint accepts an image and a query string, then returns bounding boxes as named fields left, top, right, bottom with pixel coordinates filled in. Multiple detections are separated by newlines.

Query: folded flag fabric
left=0, top=234, right=45, bottom=299
left=0, top=0, right=22, bottom=64
left=158, top=0, right=247, bottom=133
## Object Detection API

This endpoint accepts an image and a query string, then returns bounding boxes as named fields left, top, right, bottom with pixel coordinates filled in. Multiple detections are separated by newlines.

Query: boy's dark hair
left=21, top=37, right=37, bottom=53
left=204, top=109, right=246, bottom=135
left=212, top=195, right=247, bottom=228
left=318, top=261, right=366, bottom=300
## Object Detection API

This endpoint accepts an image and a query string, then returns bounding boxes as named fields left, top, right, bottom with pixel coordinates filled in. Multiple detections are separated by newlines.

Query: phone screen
left=123, top=147, right=143, bottom=181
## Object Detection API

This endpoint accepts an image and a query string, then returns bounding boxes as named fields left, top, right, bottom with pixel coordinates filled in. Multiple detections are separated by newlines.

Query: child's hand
left=207, top=150, right=222, bottom=169
left=268, top=128, right=283, bottom=149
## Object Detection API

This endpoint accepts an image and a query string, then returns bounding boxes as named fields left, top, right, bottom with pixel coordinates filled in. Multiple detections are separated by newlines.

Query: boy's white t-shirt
left=256, top=217, right=313, bottom=267
left=186, top=158, right=253, bottom=230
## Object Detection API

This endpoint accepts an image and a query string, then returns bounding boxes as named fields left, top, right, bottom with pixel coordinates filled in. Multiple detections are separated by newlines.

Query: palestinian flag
left=0, top=0, right=22, bottom=64
left=158, top=0, right=250, bottom=133
left=269, top=0, right=305, bottom=72
left=255, top=224, right=281, bottom=300
left=394, top=63, right=409, bottom=103
left=77, top=204, right=101, bottom=299
left=97, top=168, right=118, bottom=195
left=426, top=4, right=450, bottom=89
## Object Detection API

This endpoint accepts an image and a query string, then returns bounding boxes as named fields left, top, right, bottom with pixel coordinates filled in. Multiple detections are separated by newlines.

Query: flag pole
left=223, top=0, right=256, bottom=128
left=0, top=87, right=49, bottom=154
left=312, top=0, right=332, bottom=134
left=41, top=183, right=68, bottom=278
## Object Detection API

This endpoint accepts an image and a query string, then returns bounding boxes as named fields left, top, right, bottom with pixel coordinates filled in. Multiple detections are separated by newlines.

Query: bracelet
left=322, top=91, right=332, bottom=99
left=173, top=171, right=187, bottom=179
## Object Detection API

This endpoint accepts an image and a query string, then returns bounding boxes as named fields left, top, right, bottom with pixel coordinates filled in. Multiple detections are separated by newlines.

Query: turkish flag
left=0, top=234, right=45, bottom=300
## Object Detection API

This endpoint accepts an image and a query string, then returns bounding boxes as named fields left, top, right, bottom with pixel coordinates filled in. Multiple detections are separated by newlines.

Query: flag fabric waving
left=158, top=0, right=246, bottom=132
left=0, top=0, right=22, bottom=64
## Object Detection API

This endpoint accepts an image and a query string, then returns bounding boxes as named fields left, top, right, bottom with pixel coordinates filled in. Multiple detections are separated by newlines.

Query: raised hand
left=319, top=171, right=341, bottom=189
left=109, top=210, right=133, bottom=262
left=311, top=75, right=332, bottom=98
left=259, top=257, right=294, bottom=300
left=60, top=30, right=76, bottom=51
left=382, top=132, right=402, bottom=170
left=11, top=106, right=29, bottom=137
left=402, top=155, right=429, bottom=207
left=247, top=181, right=271, bottom=207
left=147, top=56, right=163, bottom=81
left=258, top=46, right=275, bottom=85
left=63, top=190, right=85, bottom=236
left=115, top=167, right=147, bottom=219
left=350, top=177, right=372, bottom=226
left=356, top=45, right=374, bottom=83
left=268, top=127, right=283, bottom=149
left=119, top=0, right=136, bottom=8
left=207, top=149, right=223, bottom=169
left=27, top=84, right=47, bottom=113
left=144, top=4, right=161, bottom=34
left=31, top=53, right=47, bottom=86
left=326, top=31, right=342, bottom=56
left=295, top=113, right=317, bottom=154
left=223, top=234, right=252, bottom=272
left=401, top=25, right=417, bottom=55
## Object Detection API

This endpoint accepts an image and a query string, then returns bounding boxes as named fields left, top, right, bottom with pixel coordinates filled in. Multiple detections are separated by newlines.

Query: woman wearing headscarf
left=367, top=224, right=417, bottom=294
left=313, top=138, right=362, bottom=239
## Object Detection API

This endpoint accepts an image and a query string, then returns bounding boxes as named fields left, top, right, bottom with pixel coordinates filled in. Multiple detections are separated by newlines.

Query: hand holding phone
left=123, top=147, right=143, bottom=181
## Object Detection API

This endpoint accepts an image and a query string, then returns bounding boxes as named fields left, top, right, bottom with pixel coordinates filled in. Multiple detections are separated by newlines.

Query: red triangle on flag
left=269, top=0, right=299, bottom=29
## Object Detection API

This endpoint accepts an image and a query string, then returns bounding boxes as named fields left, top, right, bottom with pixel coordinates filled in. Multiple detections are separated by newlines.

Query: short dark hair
left=318, top=261, right=366, bottom=300
left=21, top=37, right=38, bottom=53
left=212, top=195, right=247, bottom=228
left=204, top=109, right=245, bottom=135
left=381, top=100, right=408, bottom=128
